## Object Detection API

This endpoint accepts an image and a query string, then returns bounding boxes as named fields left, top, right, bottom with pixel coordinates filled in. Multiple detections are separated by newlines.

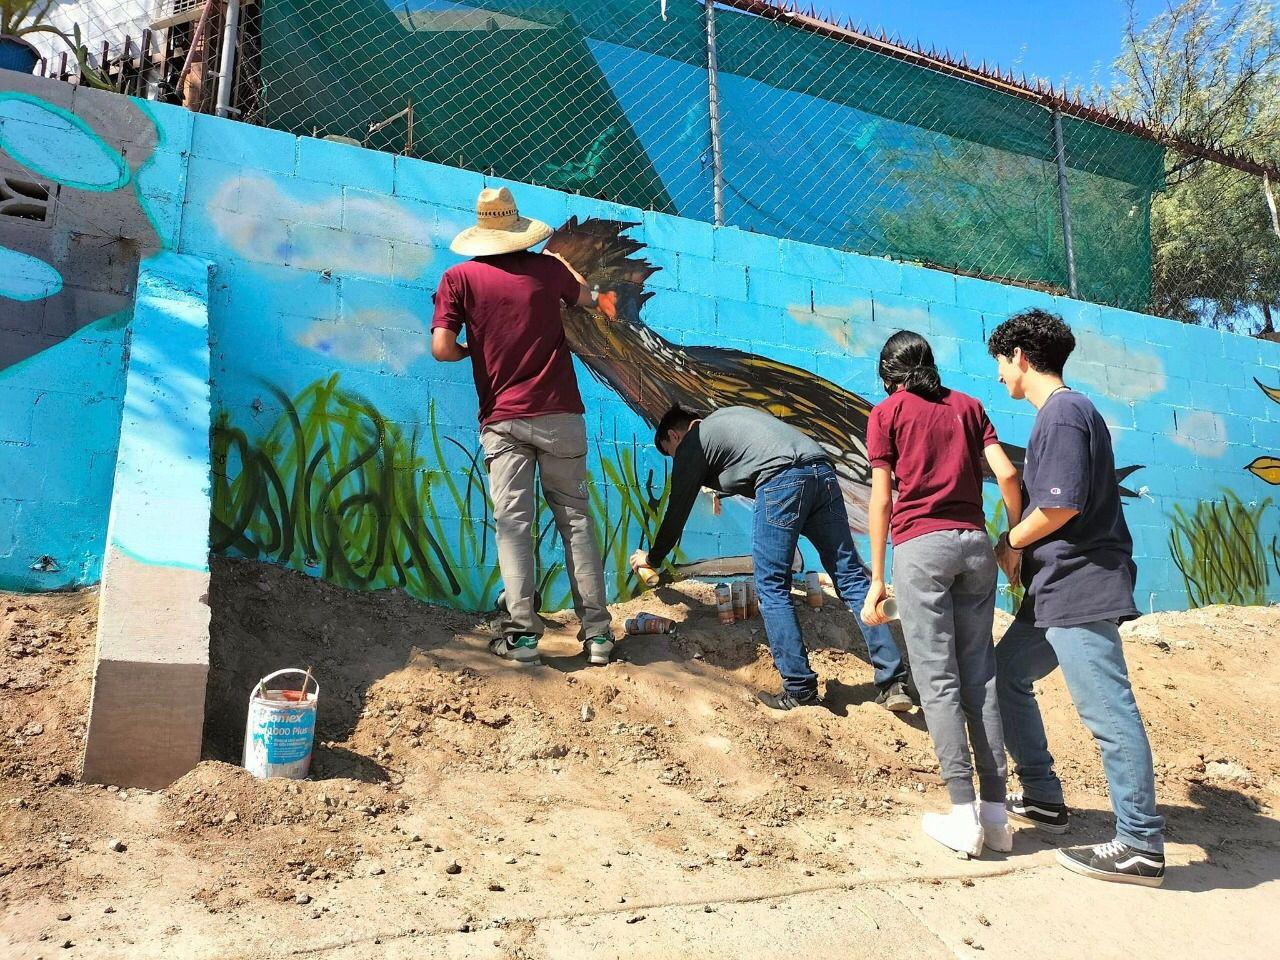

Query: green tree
left=1110, top=0, right=1280, bottom=334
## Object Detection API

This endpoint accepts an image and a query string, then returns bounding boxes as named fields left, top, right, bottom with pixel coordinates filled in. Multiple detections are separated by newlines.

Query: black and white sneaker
left=1007, top=792, right=1069, bottom=834
left=756, top=690, right=821, bottom=711
left=875, top=680, right=914, bottom=713
left=1056, top=839, right=1165, bottom=887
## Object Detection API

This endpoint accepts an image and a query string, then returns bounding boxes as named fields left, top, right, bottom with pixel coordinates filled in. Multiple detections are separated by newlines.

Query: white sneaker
left=976, top=801, right=1013, bottom=852
left=585, top=635, right=614, bottom=666
left=980, top=820, right=1014, bottom=852
left=923, top=806, right=985, bottom=858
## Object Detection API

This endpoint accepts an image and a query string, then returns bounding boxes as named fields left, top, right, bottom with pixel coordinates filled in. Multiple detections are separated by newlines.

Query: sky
left=819, top=0, right=1167, bottom=90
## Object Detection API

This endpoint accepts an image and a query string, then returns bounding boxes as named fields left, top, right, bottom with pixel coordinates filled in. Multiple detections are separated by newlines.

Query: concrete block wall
left=0, top=76, right=165, bottom=589
left=2, top=75, right=1279, bottom=616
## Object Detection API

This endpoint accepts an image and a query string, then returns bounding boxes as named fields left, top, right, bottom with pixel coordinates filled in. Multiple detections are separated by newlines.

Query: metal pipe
left=705, top=0, right=725, bottom=226
left=215, top=0, right=242, bottom=118
left=1051, top=107, right=1078, bottom=298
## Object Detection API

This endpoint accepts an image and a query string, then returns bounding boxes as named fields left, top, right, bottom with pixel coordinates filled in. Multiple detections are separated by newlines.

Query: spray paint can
left=731, top=581, right=748, bottom=620
left=805, top=570, right=824, bottom=608
left=625, top=612, right=675, bottom=635
left=715, top=582, right=735, bottom=624
left=634, top=563, right=661, bottom=588
left=875, top=596, right=899, bottom=622
left=745, top=581, right=759, bottom=618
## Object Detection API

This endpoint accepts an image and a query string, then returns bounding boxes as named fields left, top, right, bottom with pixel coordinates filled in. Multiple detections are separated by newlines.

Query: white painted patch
left=210, top=175, right=433, bottom=276
left=787, top=295, right=926, bottom=357
left=1069, top=330, right=1166, bottom=401
left=1170, top=410, right=1228, bottom=458
left=294, top=309, right=426, bottom=373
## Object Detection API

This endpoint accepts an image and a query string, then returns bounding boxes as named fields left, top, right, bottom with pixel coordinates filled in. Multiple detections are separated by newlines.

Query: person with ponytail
left=861, top=330, right=1023, bottom=858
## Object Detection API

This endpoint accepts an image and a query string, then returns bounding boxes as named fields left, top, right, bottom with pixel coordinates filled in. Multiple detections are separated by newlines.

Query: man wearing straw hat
left=432, top=187, right=614, bottom=667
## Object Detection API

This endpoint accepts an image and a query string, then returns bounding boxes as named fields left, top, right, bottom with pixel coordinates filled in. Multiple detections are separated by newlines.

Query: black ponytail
left=878, top=330, right=945, bottom=401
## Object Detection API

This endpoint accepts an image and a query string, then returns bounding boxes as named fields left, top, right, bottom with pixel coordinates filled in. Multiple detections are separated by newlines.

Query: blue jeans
left=752, top=462, right=905, bottom=699
left=996, top=619, right=1165, bottom=853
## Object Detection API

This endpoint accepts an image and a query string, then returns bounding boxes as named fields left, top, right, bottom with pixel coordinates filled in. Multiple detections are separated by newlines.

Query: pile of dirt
left=2, top=558, right=1278, bottom=957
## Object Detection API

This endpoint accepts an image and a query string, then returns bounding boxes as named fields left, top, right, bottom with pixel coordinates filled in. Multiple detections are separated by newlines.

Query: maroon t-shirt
left=431, top=252, right=584, bottom=425
left=866, top=388, right=1000, bottom=546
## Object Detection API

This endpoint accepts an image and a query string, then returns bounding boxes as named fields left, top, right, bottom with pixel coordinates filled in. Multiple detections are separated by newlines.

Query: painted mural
left=210, top=375, right=680, bottom=611
left=546, top=217, right=1144, bottom=533
left=1, top=75, right=1278, bottom=618
left=0, top=77, right=166, bottom=589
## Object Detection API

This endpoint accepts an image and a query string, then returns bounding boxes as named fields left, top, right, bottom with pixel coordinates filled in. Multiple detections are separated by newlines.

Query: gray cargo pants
left=479, top=412, right=612, bottom=642
left=892, top=528, right=1007, bottom=804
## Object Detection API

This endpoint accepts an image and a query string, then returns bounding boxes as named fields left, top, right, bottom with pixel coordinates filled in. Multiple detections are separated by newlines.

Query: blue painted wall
left=1, top=77, right=1277, bottom=613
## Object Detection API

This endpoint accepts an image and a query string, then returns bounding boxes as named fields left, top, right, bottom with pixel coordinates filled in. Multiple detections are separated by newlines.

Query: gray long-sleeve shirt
left=648, top=406, right=828, bottom=564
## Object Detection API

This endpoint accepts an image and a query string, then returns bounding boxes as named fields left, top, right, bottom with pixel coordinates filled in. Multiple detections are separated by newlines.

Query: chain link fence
left=8, top=0, right=1279, bottom=332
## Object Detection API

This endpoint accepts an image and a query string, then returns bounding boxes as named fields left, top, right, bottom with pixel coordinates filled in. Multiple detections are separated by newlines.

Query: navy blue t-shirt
left=1017, top=389, right=1139, bottom=628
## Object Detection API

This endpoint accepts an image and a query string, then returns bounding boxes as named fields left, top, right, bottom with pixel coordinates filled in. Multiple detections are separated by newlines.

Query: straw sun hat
left=449, top=187, right=553, bottom=256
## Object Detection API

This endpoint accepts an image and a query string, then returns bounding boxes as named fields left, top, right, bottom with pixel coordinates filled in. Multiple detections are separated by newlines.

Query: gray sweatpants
left=892, top=529, right=1006, bottom=804
left=479, top=413, right=612, bottom=642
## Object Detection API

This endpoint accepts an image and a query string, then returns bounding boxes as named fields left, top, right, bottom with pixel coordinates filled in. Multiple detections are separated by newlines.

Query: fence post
left=705, top=0, right=725, bottom=226
left=1051, top=107, right=1079, bottom=298
left=215, top=0, right=242, bottom=118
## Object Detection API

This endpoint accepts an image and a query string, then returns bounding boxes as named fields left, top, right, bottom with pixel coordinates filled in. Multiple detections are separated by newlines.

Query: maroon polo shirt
left=866, top=388, right=1000, bottom=545
left=431, top=251, right=584, bottom=426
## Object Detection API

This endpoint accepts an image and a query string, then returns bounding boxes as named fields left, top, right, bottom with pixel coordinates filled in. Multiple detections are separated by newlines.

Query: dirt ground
left=2, top=557, right=1278, bottom=959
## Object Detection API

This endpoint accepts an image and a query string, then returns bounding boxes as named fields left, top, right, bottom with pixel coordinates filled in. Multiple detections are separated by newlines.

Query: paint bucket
left=731, top=581, right=748, bottom=619
left=625, top=612, right=675, bottom=635
left=745, top=581, right=759, bottom=618
left=805, top=571, right=824, bottom=608
left=243, top=669, right=319, bottom=780
left=875, top=596, right=899, bottom=621
left=715, top=583, right=735, bottom=624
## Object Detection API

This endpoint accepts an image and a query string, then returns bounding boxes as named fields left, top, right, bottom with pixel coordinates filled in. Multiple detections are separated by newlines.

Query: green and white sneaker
left=489, top=634, right=540, bottom=666
left=585, top=635, right=615, bottom=666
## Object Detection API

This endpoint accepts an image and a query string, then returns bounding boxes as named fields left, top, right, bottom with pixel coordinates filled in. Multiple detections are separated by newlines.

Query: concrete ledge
left=81, top=252, right=213, bottom=788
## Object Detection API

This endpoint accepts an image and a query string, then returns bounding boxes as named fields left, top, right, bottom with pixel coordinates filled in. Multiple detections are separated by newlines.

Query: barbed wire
left=9, top=0, right=1279, bottom=333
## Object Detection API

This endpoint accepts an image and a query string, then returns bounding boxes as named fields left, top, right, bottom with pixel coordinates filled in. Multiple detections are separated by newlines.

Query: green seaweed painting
left=211, top=375, right=679, bottom=612
left=1168, top=489, right=1280, bottom=608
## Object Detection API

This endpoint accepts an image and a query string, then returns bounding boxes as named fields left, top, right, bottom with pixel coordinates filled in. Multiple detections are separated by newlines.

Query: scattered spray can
left=715, top=582, right=735, bottom=624
left=745, top=581, right=759, bottom=618
left=805, top=570, right=824, bottom=608
left=731, top=581, right=748, bottom=620
left=625, top=612, right=675, bottom=634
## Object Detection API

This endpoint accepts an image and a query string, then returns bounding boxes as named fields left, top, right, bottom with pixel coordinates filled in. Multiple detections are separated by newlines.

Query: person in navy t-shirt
left=988, top=308, right=1165, bottom=887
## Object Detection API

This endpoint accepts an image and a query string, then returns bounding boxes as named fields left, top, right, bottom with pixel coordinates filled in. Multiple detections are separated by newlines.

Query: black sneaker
left=756, top=690, right=821, bottom=711
left=1007, top=792, right=1069, bottom=834
left=1056, top=839, right=1165, bottom=887
left=875, top=680, right=913, bottom=713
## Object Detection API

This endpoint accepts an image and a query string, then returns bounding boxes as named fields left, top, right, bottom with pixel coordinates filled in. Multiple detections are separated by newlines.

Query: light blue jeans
left=996, top=618, right=1164, bottom=853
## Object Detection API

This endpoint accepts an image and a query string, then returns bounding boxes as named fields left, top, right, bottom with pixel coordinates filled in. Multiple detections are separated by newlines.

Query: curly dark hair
left=986, top=308, right=1076, bottom=376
